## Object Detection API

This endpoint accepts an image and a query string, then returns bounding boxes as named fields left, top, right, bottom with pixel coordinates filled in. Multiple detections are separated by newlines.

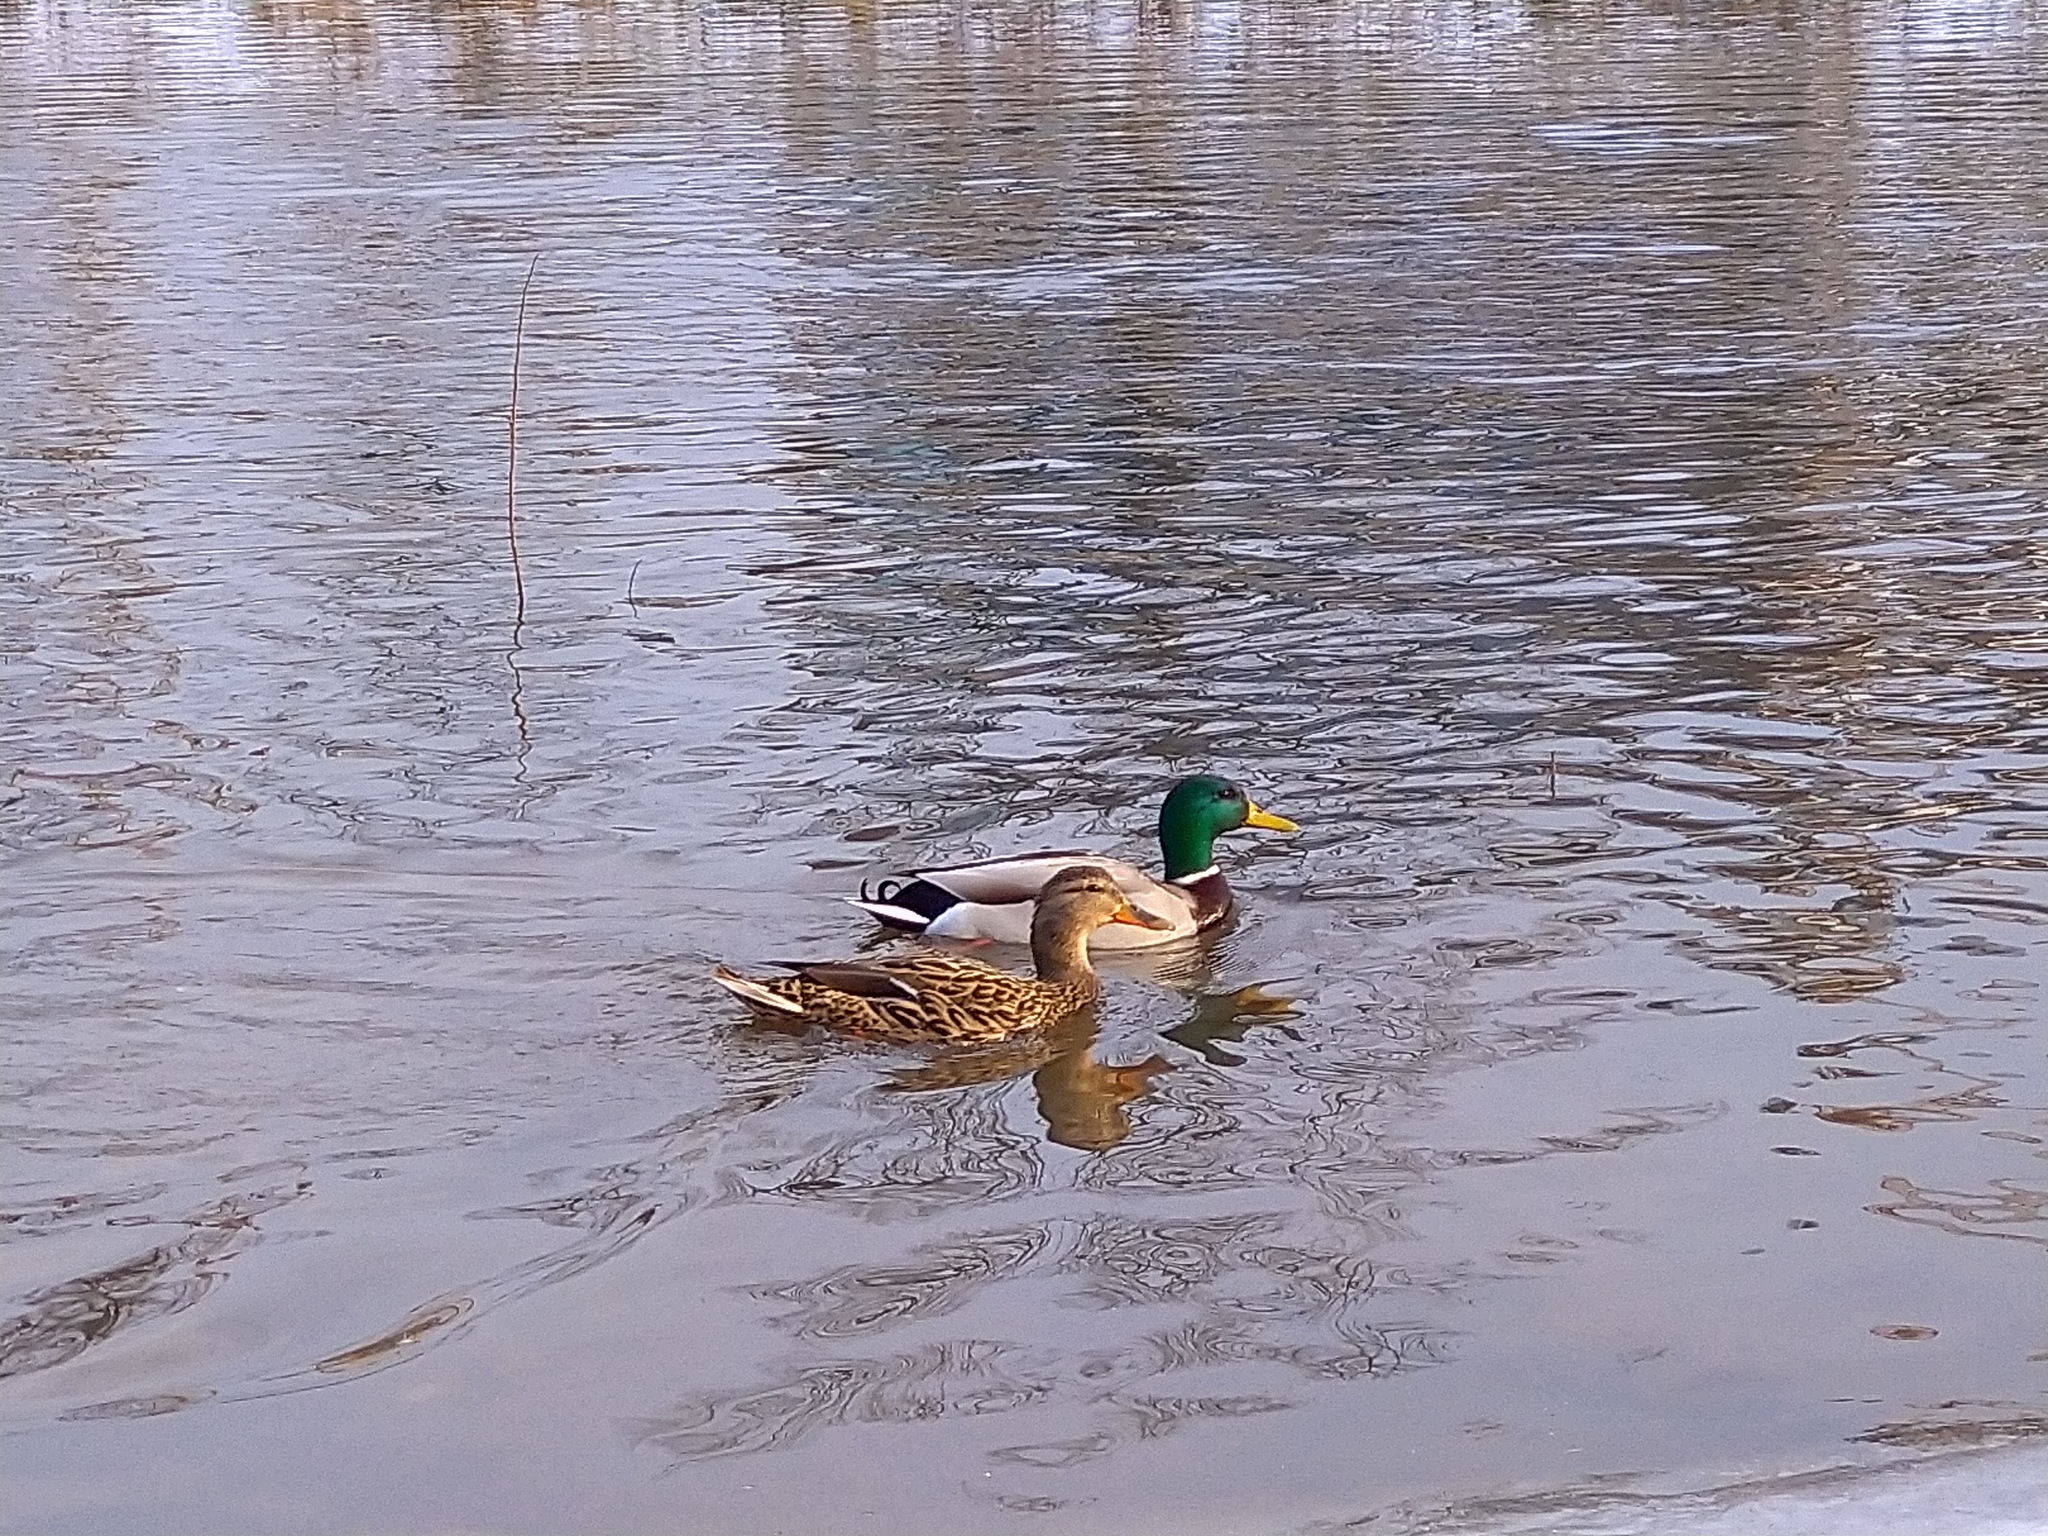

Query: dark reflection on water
left=641, top=1206, right=1436, bottom=1466
left=4, top=1, right=2048, bottom=1531
left=0, top=1184, right=308, bottom=1384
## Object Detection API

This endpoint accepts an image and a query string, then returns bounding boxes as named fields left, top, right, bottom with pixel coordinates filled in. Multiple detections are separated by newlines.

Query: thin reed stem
left=507, top=253, right=538, bottom=628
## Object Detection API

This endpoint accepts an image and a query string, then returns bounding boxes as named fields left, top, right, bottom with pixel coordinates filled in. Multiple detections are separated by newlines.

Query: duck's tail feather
left=710, top=965, right=804, bottom=1015
left=852, top=876, right=961, bottom=933
left=844, top=896, right=934, bottom=933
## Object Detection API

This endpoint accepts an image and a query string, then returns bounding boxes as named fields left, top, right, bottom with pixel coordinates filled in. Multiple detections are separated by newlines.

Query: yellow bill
left=1244, top=801, right=1298, bottom=833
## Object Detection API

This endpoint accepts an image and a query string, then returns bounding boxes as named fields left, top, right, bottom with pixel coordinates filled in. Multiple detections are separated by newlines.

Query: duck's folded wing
left=916, top=852, right=1161, bottom=905
left=763, top=961, right=923, bottom=1002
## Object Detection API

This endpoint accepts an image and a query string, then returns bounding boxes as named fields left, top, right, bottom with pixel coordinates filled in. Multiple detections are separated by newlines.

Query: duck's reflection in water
left=883, top=975, right=1303, bottom=1149
left=882, top=1010, right=1167, bottom=1151
left=1031, top=1026, right=1173, bottom=1152
left=1163, top=982, right=1303, bottom=1068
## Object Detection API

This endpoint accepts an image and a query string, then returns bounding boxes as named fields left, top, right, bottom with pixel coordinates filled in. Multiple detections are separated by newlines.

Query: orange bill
left=1113, top=901, right=1175, bottom=930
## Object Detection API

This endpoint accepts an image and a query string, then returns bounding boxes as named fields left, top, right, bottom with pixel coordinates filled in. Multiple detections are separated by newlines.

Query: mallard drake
left=712, top=865, right=1170, bottom=1044
left=847, top=775, right=1297, bottom=949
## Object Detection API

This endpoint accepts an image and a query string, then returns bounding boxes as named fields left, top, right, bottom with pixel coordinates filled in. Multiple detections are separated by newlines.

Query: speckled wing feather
left=760, top=962, right=923, bottom=1001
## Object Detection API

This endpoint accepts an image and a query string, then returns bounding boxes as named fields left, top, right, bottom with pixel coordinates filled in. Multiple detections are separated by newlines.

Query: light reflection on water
left=3, top=2, right=2046, bottom=1532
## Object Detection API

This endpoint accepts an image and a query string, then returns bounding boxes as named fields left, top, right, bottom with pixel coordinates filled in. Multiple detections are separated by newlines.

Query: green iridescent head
left=1157, top=775, right=1298, bottom=881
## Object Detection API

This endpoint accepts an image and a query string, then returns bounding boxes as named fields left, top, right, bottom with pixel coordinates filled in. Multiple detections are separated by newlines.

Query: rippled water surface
left=4, top=3, right=2047, bottom=1532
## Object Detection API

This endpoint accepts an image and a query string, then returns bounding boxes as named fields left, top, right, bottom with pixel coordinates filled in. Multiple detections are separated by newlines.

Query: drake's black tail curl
left=855, top=876, right=959, bottom=926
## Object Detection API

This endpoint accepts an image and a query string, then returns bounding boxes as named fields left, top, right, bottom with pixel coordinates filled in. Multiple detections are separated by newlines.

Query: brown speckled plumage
left=713, top=955, right=1096, bottom=1044
left=713, top=866, right=1165, bottom=1044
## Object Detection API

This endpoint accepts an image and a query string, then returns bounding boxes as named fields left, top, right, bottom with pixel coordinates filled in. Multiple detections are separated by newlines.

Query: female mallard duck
left=713, top=865, right=1170, bottom=1044
left=848, top=774, right=1297, bottom=949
